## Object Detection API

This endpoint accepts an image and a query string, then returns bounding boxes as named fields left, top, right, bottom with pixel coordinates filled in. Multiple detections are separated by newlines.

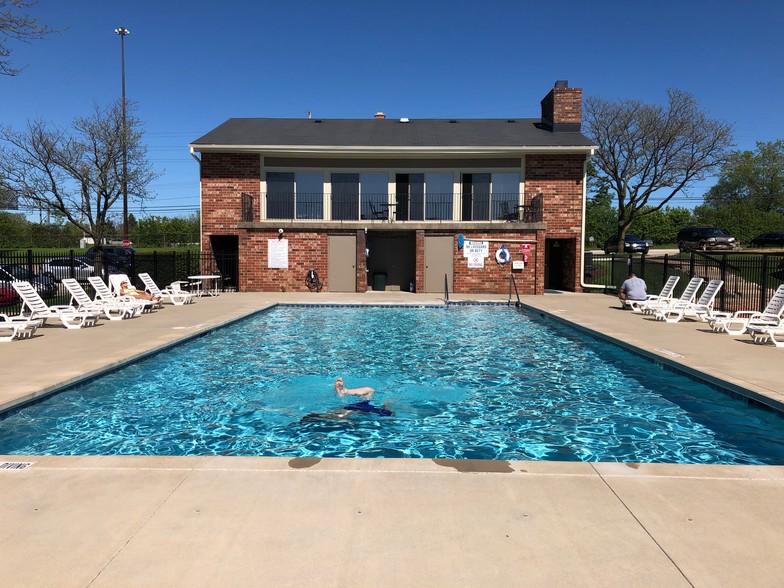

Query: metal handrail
left=444, top=273, right=449, bottom=306
left=508, top=273, right=522, bottom=307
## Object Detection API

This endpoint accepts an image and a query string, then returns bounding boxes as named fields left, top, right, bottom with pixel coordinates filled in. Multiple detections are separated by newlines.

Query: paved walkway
left=1, top=291, right=784, bottom=587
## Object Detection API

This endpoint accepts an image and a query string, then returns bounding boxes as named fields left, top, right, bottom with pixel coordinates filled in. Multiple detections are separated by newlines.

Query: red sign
left=523, top=253, right=529, bottom=263
left=521, top=244, right=532, bottom=252
left=122, top=239, right=131, bottom=248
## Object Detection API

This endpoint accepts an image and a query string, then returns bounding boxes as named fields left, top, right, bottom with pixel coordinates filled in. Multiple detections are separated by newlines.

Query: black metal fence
left=585, top=251, right=784, bottom=313
left=1, top=249, right=239, bottom=316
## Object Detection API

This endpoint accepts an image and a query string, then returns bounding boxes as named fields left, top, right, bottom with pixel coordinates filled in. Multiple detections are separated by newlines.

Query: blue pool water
left=2, top=304, right=784, bottom=464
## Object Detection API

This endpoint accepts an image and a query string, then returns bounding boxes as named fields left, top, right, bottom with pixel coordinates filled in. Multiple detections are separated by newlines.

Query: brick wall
left=526, top=153, right=586, bottom=291
left=451, top=230, right=542, bottom=295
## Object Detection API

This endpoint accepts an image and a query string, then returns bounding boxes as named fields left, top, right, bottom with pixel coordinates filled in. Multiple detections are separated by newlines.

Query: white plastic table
left=187, top=274, right=221, bottom=297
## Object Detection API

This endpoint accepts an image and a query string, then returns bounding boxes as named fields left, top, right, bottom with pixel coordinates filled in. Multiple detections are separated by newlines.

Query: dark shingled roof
left=190, top=118, right=595, bottom=150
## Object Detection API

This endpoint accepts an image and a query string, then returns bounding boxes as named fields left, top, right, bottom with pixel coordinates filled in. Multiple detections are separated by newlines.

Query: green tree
left=629, top=206, right=693, bottom=244
left=704, top=140, right=784, bottom=214
left=0, top=100, right=161, bottom=246
left=584, top=89, right=734, bottom=242
left=0, top=210, right=30, bottom=246
left=0, top=0, right=55, bottom=76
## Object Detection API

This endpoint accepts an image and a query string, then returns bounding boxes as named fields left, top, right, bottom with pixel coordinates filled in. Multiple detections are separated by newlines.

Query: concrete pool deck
left=1, top=291, right=784, bottom=587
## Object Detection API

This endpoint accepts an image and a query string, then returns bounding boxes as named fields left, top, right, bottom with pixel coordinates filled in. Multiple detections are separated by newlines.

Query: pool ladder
left=508, top=274, right=522, bottom=308
left=444, top=273, right=449, bottom=307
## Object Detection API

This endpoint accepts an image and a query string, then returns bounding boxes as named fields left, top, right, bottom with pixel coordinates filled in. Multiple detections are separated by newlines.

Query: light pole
left=115, top=26, right=130, bottom=242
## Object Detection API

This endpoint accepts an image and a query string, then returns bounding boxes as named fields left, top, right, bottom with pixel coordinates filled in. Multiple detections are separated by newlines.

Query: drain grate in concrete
left=0, top=462, right=33, bottom=470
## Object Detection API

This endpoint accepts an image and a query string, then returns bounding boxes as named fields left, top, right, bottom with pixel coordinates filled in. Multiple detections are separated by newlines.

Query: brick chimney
left=374, top=112, right=386, bottom=119
left=540, top=80, right=582, bottom=132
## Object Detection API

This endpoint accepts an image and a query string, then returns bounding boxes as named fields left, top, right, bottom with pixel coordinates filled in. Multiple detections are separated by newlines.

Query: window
left=461, top=173, right=519, bottom=220
left=266, top=172, right=324, bottom=219
left=396, top=173, right=453, bottom=221
left=360, top=173, right=388, bottom=220
left=331, top=173, right=359, bottom=220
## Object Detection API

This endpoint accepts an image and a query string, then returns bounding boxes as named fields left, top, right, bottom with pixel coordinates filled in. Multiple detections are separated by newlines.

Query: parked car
left=0, top=263, right=58, bottom=298
left=84, top=246, right=136, bottom=270
left=676, top=226, right=739, bottom=252
left=40, top=257, right=99, bottom=282
left=0, top=285, right=20, bottom=306
left=749, top=231, right=784, bottom=248
left=603, top=234, right=650, bottom=255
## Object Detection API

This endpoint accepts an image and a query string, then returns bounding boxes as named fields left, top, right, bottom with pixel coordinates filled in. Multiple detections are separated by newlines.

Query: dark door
left=544, top=238, right=565, bottom=290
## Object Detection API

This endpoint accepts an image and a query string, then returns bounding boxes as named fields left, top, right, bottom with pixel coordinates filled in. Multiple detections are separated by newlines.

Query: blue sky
left=2, top=0, right=783, bottom=219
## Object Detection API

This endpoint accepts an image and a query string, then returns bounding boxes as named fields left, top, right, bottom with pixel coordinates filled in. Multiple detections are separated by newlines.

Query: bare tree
left=0, top=0, right=54, bottom=76
left=584, top=89, right=734, bottom=240
left=0, top=100, right=161, bottom=244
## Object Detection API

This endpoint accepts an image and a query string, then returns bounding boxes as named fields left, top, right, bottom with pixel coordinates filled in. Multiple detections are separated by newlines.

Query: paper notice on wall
left=467, top=255, right=485, bottom=268
left=464, top=240, right=490, bottom=258
left=268, top=238, right=289, bottom=268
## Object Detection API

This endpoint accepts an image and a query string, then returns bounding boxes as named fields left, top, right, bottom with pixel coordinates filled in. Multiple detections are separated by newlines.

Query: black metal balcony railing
left=256, top=192, right=543, bottom=222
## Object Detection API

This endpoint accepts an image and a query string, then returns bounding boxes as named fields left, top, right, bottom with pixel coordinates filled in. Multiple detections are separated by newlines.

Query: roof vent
left=449, top=120, right=458, bottom=123
left=507, top=119, right=516, bottom=123
left=399, top=118, right=410, bottom=123
left=374, top=112, right=386, bottom=119
left=313, top=119, right=322, bottom=123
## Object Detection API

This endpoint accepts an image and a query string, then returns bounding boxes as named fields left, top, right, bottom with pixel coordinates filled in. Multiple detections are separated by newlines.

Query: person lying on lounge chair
left=119, top=280, right=160, bottom=302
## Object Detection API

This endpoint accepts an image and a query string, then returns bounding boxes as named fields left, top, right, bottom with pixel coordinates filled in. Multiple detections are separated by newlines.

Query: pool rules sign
left=268, top=238, right=289, bottom=268
left=464, top=240, right=488, bottom=268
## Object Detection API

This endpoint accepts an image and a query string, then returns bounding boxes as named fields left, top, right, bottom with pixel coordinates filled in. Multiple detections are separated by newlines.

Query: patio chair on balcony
left=369, top=202, right=388, bottom=221
left=653, top=279, right=724, bottom=323
left=497, top=201, right=520, bottom=222
left=0, top=313, right=42, bottom=342
left=62, top=278, right=139, bottom=320
left=138, top=273, right=195, bottom=306
left=11, top=281, right=100, bottom=329
left=707, top=284, right=784, bottom=335
left=625, top=275, right=680, bottom=312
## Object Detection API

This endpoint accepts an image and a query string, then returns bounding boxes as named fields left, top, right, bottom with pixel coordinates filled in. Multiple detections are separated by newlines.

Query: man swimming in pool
left=334, top=377, right=375, bottom=401
left=334, top=377, right=393, bottom=416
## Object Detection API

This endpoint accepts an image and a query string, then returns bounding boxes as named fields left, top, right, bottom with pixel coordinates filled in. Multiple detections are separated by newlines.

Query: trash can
left=373, top=272, right=387, bottom=291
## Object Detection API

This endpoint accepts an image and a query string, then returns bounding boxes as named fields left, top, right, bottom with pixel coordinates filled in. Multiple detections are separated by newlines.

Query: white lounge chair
left=109, top=274, right=162, bottom=310
left=653, top=279, right=724, bottom=323
left=63, top=278, right=139, bottom=321
left=11, top=281, right=100, bottom=329
left=138, top=272, right=195, bottom=306
left=747, top=321, right=784, bottom=347
left=640, top=277, right=704, bottom=315
left=707, top=284, right=784, bottom=335
left=0, top=313, right=42, bottom=342
left=88, top=276, right=156, bottom=314
left=625, top=275, right=680, bottom=312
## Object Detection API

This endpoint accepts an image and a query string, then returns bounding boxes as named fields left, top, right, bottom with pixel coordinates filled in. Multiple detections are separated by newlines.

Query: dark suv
left=676, top=227, right=739, bottom=252
left=84, top=246, right=136, bottom=270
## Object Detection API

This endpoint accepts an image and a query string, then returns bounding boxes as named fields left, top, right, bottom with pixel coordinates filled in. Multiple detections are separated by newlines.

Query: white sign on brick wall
left=463, top=240, right=489, bottom=258
left=268, top=238, right=289, bottom=268
left=467, top=255, right=484, bottom=268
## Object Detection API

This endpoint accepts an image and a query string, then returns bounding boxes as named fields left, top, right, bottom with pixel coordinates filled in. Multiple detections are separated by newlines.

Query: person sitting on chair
left=119, top=280, right=160, bottom=302
left=618, top=272, right=647, bottom=307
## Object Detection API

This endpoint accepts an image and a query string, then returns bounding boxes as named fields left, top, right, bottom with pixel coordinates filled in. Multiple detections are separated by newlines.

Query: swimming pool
left=2, top=304, right=784, bottom=464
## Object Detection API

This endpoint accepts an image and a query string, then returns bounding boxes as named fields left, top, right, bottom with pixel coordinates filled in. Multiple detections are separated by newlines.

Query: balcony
left=243, top=192, right=543, bottom=224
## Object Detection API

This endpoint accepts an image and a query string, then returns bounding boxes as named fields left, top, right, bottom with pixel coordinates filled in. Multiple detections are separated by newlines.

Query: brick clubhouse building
left=190, top=81, right=596, bottom=294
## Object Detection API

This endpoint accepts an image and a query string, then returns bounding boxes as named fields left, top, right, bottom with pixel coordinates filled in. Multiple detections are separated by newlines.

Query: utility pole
left=115, top=27, right=130, bottom=242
